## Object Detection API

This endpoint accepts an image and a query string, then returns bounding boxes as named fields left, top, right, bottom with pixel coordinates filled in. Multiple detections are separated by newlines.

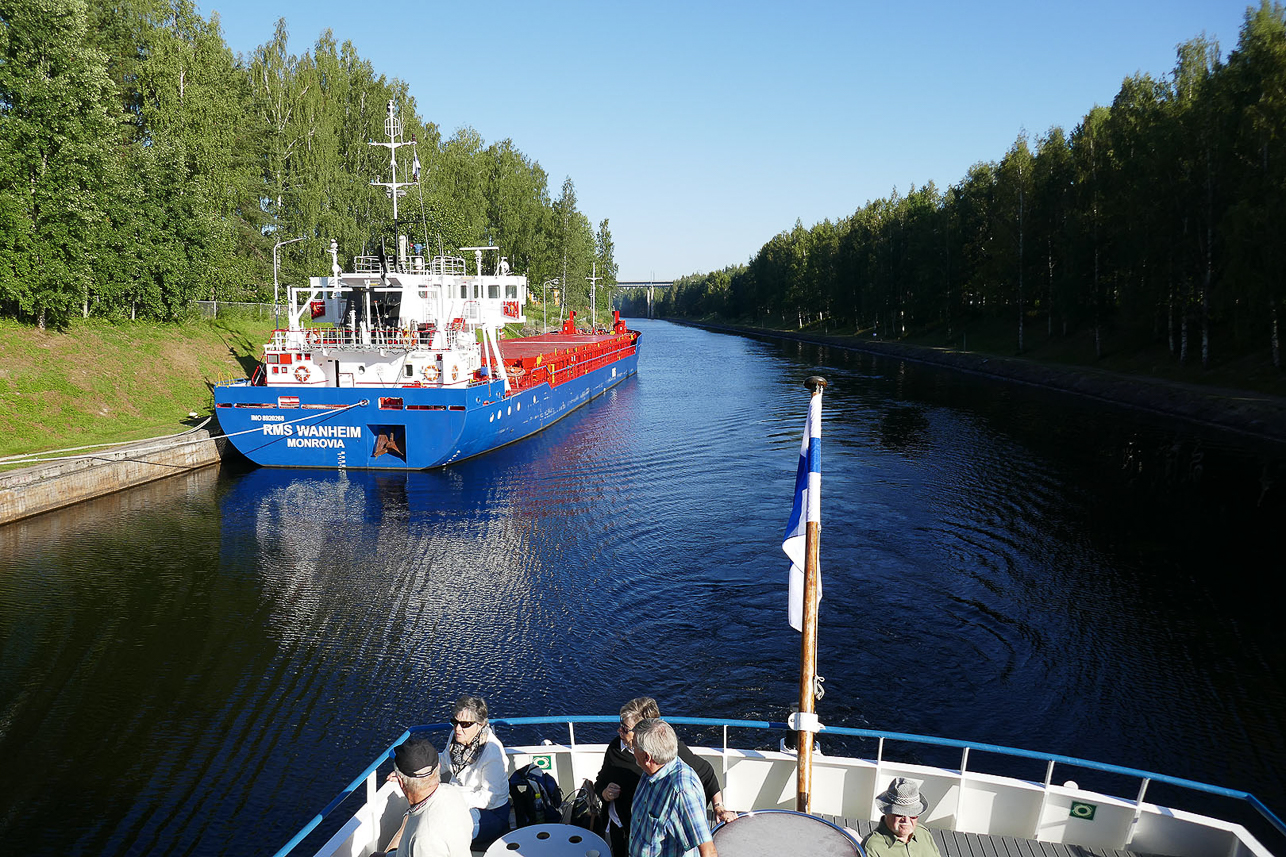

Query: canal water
left=1, top=319, right=1283, bottom=856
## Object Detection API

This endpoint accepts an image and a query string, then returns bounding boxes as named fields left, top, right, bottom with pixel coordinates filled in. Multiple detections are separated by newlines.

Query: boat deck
left=820, top=816, right=1145, bottom=857
left=499, top=332, right=626, bottom=359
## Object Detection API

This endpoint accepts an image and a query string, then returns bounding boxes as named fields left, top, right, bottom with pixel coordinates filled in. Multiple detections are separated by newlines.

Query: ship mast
left=370, top=100, right=416, bottom=226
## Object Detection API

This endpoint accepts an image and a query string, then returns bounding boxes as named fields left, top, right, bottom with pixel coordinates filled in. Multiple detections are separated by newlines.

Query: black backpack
left=509, top=763, right=563, bottom=827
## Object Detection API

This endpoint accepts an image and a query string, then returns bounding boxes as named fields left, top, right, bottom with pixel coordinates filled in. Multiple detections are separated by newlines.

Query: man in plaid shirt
left=628, top=718, right=718, bottom=857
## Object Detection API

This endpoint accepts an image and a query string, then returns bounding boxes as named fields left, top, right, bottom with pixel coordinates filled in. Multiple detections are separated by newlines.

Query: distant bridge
left=613, top=280, right=673, bottom=319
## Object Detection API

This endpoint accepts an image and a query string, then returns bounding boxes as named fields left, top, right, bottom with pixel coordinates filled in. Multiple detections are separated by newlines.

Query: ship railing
left=522, top=336, right=637, bottom=389
left=429, top=256, right=466, bottom=276
left=351, top=255, right=431, bottom=275
left=272, top=325, right=461, bottom=352
left=270, top=715, right=1286, bottom=857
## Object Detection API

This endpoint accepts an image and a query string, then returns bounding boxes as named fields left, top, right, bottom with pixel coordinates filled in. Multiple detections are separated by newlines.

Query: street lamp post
left=542, top=278, right=559, bottom=334
left=273, top=236, right=307, bottom=329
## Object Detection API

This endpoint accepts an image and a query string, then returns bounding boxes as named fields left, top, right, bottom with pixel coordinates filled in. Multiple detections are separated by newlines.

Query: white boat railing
left=272, top=715, right=1286, bottom=857
left=269, top=326, right=470, bottom=353
left=351, top=255, right=430, bottom=274
left=429, top=256, right=466, bottom=276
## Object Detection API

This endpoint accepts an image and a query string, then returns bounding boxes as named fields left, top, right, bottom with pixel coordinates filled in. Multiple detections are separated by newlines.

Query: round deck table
left=712, top=810, right=864, bottom=857
left=482, top=823, right=610, bottom=857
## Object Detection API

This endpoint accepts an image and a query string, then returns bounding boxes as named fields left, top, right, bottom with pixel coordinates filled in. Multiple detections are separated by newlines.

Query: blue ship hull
left=214, top=350, right=639, bottom=470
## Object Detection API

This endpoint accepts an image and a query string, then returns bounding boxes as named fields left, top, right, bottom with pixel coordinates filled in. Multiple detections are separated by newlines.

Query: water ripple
left=1, top=320, right=1284, bottom=856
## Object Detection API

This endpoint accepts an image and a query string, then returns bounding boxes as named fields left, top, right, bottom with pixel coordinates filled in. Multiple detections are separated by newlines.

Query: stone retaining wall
left=680, top=321, right=1286, bottom=444
left=0, top=426, right=227, bottom=525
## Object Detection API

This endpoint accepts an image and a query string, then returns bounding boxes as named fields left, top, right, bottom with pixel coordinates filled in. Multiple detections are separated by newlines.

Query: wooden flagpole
left=796, top=375, right=826, bottom=813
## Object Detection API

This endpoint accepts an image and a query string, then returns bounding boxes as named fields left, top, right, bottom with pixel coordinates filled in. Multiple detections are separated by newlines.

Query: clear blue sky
left=206, top=0, right=1253, bottom=281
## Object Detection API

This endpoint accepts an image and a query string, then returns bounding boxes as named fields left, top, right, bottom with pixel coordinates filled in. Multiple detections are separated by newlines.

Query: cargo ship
left=214, top=102, right=639, bottom=470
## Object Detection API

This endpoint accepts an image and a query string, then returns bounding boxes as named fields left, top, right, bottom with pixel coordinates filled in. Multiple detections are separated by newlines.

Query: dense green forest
left=634, top=3, right=1286, bottom=370
left=0, top=0, right=616, bottom=329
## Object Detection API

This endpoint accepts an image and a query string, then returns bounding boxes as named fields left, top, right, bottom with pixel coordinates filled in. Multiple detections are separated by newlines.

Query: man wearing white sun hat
left=862, top=777, right=941, bottom=857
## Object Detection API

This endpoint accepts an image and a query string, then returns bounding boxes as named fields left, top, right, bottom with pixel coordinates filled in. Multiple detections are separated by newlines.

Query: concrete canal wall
left=0, top=425, right=228, bottom=525
left=679, top=320, right=1286, bottom=445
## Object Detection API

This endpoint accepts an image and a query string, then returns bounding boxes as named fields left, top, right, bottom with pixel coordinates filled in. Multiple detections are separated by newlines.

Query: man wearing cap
left=628, top=718, right=717, bottom=857
left=862, top=777, right=941, bottom=857
left=376, top=735, right=473, bottom=857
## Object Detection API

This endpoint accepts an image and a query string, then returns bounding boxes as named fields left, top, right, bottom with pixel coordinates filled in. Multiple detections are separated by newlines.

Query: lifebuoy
left=451, top=365, right=459, bottom=381
left=423, top=365, right=439, bottom=382
left=294, top=365, right=309, bottom=383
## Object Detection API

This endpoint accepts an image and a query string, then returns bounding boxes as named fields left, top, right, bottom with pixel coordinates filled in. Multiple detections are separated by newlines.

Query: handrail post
left=1034, top=760, right=1055, bottom=840
left=872, top=737, right=885, bottom=821
left=366, top=769, right=379, bottom=853
left=1126, top=778, right=1151, bottom=848
left=954, top=747, right=970, bottom=830
left=722, top=724, right=730, bottom=793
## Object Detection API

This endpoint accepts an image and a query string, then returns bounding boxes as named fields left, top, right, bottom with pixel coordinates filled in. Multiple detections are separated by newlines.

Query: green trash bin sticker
left=532, top=755, right=553, bottom=771
left=1069, top=801, right=1097, bottom=820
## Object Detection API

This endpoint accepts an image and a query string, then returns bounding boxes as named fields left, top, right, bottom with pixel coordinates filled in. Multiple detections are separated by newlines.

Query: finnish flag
left=782, top=393, right=822, bottom=631
left=412, top=150, right=421, bottom=181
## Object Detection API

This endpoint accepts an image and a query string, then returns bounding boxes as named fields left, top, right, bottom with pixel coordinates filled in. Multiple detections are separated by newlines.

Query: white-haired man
left=376, top=735, right=473, bottom=857
left=862, top=777, right=941, bottom=857
left=629, top=718, right=718, bottom=857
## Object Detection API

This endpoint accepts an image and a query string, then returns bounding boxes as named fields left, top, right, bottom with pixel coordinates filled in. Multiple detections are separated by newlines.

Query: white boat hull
left=305, top=740, right=1272, bottom=857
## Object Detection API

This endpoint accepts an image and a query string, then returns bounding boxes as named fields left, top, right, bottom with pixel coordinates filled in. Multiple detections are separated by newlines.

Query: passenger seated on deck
left=595, top=697, right=737, bottom=857
left=375, top=736, right=472, bottom=857
left=439, top=694, right=512, bottom=851
left=862, top=778, right=941, bottom=857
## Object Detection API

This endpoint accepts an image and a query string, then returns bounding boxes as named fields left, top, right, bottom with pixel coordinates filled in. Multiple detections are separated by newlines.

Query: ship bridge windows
left=488, top=284, right=500, bottom=299
left=505, top=284, right=518, bottom=299
left=374, top=292, right=401, bottom=326
left=342, top=289, right=402, bottom=328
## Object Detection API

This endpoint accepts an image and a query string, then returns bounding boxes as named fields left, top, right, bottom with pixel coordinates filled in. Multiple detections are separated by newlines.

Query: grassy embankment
left=0, top=313, right=270, bottom=460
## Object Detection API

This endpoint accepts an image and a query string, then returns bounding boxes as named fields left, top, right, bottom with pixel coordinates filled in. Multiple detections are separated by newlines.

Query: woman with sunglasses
left=594, top=697, right=737, bottom=856
left=440, top=694, right=511, bottom=850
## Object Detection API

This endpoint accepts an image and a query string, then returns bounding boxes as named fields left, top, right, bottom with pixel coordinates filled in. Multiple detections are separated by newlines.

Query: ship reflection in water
left=0, top=318, right=1283, bottom=857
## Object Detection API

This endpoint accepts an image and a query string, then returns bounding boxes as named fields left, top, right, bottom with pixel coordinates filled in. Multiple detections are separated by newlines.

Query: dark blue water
left=1, top=319, right=1283, bottom=856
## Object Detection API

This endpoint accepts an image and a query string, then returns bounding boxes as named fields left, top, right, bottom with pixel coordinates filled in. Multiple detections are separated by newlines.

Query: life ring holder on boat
left=451, top=365, right=459, bottom=382
left=422, top=365, right=439, bottom=383
left=294, top=365, right=310, bottom=383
